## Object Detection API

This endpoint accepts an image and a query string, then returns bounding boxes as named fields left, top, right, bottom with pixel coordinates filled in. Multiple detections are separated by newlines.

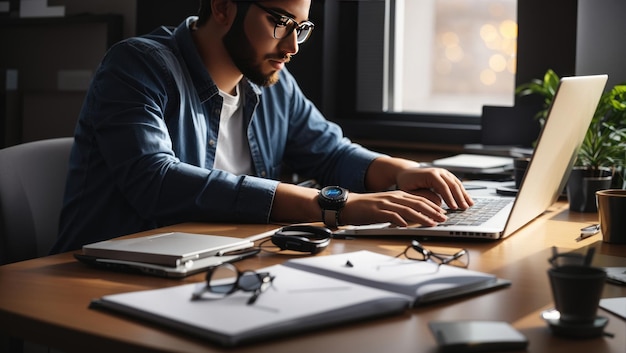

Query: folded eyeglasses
left=191, top=263, right=275, bottom=305
left=397, top=240, right=470, bottom=268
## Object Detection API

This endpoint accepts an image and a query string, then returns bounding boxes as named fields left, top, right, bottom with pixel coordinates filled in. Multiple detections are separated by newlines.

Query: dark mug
left=596, top=189, right=626, bottom=244
left=513, top=157, right=531, bottom=190
left=547, top=265, right=606, bottom=324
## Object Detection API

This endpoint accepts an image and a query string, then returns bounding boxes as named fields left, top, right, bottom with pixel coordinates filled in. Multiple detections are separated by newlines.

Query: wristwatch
left=317, top=186, right=349, bottom=228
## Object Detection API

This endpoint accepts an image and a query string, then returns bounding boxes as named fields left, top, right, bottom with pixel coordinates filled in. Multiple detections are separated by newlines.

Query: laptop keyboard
left=440, top=198, right=512, bottom=226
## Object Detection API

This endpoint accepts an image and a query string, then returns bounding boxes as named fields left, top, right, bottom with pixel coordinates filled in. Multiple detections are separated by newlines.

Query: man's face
left=223, top=0, right=311, bottom=87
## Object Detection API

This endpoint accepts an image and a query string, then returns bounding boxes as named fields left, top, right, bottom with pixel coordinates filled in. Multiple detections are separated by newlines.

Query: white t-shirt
left=213, top=84, right=254, bottom=175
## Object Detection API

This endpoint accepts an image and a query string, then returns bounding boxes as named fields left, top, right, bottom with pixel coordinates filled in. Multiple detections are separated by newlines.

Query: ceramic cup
left=596, top=189, right=626, bottom=243
left=547, top=265, right=606, bottom=324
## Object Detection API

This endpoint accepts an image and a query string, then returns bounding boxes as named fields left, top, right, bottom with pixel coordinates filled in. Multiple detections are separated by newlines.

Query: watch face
left=319, top=186, right=348, bottom=211
left=322, top=187, right=345, bottom=200
left=318, top=187, right=348, bottom=224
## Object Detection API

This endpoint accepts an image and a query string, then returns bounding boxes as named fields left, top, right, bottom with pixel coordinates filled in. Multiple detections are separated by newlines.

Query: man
left=51, top=0, right=473, bottom=253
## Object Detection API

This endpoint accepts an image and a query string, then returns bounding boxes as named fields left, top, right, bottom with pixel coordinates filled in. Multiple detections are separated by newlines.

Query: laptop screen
left=503, top=74, right=608, bottom=237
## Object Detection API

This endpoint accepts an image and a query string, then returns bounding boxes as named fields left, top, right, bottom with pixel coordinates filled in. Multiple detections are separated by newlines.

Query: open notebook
left=339, top=74, right=608, bottom=240
left=90, top=250, right=509, bottom=346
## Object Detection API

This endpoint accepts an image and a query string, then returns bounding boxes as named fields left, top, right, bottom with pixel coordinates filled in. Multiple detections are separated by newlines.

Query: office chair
left=0, top=137, right=73, bottom=265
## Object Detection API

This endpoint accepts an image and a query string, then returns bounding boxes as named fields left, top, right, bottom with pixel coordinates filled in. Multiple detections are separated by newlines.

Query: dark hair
left=197, top=0, right=256, bottom=26
left=197, top=0, right=211, bottom=24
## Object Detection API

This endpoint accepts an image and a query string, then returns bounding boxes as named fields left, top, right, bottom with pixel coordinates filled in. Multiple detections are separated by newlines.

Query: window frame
left=317, top=0, right=578, bottom=148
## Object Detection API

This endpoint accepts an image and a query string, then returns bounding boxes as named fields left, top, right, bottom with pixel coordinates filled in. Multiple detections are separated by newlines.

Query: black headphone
left=271, top=225, right=332, bottom=254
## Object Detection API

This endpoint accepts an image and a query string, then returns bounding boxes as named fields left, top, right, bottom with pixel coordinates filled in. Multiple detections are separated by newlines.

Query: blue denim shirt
left=51, top=18, right=382, bottom=253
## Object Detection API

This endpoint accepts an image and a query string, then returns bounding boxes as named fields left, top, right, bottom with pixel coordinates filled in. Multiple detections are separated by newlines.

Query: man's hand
left=271, top=158, right=474, bottom=228
left=340, top=190, right=448, bottom=227
left=396, top=167, right=473, bottom=210
left=354, top=157, right=474, bottom=227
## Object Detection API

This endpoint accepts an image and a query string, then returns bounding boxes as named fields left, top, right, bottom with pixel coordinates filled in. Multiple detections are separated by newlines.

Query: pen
left=577, top=224, right=600, bottom=241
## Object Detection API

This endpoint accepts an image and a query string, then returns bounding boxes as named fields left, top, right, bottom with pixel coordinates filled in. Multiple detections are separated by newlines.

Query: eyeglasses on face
left=191, top=263, right=275, bottom=305
left=250, top=1, right=315, bottom=44
left=399, top=240, right=470, bottom=268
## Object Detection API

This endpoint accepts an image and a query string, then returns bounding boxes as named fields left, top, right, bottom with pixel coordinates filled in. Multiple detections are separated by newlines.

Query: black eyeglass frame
left=192, top=263, right=275, bottom=305
left=250, top=1, right=315, bottom=44
left=398, top=240, right=470, bottom=268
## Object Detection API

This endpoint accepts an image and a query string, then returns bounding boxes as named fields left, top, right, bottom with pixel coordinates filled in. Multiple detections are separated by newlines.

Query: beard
left=223, top=7, right=290, bottom=87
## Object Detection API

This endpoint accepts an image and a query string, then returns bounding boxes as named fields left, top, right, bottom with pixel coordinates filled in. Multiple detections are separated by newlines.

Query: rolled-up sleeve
left=253, top=70, right=384, bottom=192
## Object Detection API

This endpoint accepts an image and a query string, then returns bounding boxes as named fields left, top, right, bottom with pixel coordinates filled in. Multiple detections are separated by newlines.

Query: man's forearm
left=270, top=183, right=321, bottom=223
left=365, top=156, right=421, bottom=191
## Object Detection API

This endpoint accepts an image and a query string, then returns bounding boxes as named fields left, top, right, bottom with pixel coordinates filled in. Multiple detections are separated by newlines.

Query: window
left=357, top=0, right=517, bottom=116
left=314, top=0, right=576, bottom=147
left=393, top=0, right=517, bottom=116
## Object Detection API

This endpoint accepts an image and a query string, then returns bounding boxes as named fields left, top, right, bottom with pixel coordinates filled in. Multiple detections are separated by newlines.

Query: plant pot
left=566, top=167, right=613, bottom=213
left=611, top=166, right=625, bottom=189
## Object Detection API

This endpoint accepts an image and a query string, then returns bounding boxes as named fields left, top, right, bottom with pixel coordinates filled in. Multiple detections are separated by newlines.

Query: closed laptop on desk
left=431, top=154, right=514, bottom=175
left=340, top=74, right=608, bottom=240
left=81, top=232, right=254, bottom=267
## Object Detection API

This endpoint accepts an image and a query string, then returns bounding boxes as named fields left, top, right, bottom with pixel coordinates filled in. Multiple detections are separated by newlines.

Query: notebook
left=339, top=74, right=608, bottom=240
left=599, top=297, right=626, bottom=320
left=604, top=267, right=626, bottom=285
left=431, top=154, right=514, bottom=174
left=90, top=250, right=509, bottom=346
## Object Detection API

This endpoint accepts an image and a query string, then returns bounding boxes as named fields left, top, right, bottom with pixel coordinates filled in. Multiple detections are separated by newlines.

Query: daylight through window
left=392, top=0, right=517, bottom=116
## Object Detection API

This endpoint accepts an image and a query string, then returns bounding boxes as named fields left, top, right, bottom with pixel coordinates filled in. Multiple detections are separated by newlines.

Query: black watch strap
left=318, top=186, right=348, bottom=229
left=322, top=209, right=340, bottom=228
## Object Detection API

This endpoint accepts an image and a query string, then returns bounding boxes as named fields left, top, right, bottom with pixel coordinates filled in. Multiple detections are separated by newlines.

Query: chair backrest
left=0, top=137, right=73, bottom=264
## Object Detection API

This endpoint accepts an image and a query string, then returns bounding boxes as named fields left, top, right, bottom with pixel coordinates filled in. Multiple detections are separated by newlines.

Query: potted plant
left=576, top=84, right=626, bottom=174
left=515, top=68, right=560, bottom=129
left=516, top=70, right=626, bottom=212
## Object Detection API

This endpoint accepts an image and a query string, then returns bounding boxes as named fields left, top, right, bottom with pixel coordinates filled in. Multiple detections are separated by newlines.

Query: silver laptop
left=80, top=232, right=255, bottom=267
left=339, top=74, right=608, bottom=240
left=74, top=249, right=260, bottom=278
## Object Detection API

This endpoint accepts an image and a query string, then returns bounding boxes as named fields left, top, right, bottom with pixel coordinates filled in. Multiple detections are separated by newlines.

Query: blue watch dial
left=323, top=187, right=344, bottom=199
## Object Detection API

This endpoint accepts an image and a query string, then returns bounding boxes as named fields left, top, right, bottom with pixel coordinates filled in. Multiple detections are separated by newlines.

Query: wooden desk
left=1, top=202, right=625, bottom=353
